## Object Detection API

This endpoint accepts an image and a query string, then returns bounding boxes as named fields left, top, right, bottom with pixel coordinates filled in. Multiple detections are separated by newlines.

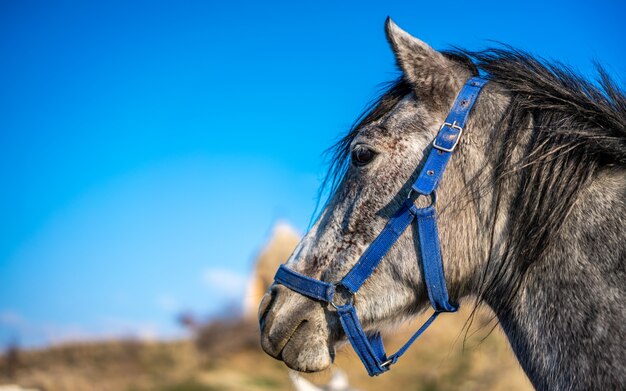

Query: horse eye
left=351, top=145, right=376, bottom=166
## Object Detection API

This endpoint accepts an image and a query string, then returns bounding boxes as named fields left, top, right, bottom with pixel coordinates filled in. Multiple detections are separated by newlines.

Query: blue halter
left=272, top=77, right=488, bottom=376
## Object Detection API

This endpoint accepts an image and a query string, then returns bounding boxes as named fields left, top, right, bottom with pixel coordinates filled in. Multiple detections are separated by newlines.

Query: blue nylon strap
left=387, top=311, right=441, bottom=362
left=367, top=332, right=386, bottom=361
left=274, top=264, right=336, bottom=302
left=414, top=206, right=458, bottom=312
left=412, top=77, right=488, bottom=196
left=336, top=303, right=443, bottom=376
left=337, top=304, right=390, bottom=376
left=341, top=200, right=416, bottom=293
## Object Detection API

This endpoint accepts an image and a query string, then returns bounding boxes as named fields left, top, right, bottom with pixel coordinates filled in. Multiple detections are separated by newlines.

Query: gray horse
left=259, top=18, right=626, bottom=390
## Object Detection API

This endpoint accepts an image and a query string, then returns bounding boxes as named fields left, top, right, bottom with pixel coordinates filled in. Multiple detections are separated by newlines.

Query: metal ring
left=407, top=189, right=437, bottom=208
left=329, top=284, right=356, bottom=310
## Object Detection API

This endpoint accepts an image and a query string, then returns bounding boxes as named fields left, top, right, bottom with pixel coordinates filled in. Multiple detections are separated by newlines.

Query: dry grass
left=0, top=305, right=532, bottom=391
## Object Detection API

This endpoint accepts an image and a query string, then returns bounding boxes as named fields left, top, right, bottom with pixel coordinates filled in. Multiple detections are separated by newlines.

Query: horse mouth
left=281, top=325, right=335, bottom=372
left=259, top=291, right=335, bottom=373
left=261, top=319, right=335, bottom=373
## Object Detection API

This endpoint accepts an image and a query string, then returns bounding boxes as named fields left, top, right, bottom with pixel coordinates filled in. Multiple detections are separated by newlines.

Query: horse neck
left=487, top=167, right=626, bottom=390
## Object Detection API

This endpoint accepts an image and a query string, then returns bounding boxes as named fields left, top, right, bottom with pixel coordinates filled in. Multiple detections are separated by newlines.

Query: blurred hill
left=0, top=222, right=533, bottom=391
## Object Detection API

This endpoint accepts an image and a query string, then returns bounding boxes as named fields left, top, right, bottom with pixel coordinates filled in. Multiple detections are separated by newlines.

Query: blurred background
left=0, top=1, right=624, bottom=390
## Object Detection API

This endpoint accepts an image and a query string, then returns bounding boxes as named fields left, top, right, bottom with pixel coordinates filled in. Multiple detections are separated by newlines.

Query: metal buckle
left=432, top=121, right=463, bottom=153
left=330, top=283, right=356, bottom=309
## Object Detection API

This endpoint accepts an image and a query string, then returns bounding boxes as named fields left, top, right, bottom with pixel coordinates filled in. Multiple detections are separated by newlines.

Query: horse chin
left=280, top=326, right=334, bottom=373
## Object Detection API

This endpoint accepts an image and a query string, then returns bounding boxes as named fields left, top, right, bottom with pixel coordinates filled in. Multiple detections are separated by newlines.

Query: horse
left=258, top=18, right=626, bottom=390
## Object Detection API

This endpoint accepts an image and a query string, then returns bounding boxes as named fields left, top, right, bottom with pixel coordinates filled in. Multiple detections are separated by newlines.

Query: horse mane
left=455, top=47, right=626, bottom=165
left=321, top=46, right=626, bottom=309
left=451, top=48, right=626, bottom=310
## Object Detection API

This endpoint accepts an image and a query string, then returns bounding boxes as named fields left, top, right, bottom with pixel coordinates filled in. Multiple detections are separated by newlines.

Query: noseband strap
left=273, top=76, right=488, bottom=376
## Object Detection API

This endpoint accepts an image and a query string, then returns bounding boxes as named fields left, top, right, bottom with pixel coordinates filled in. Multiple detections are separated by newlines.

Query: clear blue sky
left=1, top=0, right=624, bottom=348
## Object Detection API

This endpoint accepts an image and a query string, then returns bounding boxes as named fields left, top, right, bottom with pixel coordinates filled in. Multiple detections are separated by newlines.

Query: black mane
left=458, top=47, right=626, bottom=164
left=457, top=49, right=626, bottom=309
left=322, top=47, right=626, bottom=308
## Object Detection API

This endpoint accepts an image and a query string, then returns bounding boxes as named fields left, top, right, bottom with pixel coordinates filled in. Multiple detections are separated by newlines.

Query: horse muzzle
left=259, top=284, right=335, bottom=372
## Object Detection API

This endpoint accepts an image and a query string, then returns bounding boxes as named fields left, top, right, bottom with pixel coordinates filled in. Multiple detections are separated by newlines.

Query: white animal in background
left=289, top=369, right=360, bottom=391
left=0, top=385, right=40, bottom=391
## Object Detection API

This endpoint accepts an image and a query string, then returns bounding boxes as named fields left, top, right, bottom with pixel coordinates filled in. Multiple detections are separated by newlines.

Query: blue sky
left=1, top=0, right=624, bottom=348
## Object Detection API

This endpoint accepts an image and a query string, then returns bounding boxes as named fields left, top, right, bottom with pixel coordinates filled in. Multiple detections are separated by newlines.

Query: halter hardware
left=380, top=358, right=393, bottom=368
left=329, top=284, right=356, bottom=310
left=407, top=188, right=437, bottom=208
left=433, top=121, right=464, bottom=152
left=272, top=77, right=488, bottom=376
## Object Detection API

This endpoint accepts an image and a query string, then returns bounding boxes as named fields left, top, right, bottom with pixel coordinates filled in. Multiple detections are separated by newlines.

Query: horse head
left=258, top=18, right=501, bottom=372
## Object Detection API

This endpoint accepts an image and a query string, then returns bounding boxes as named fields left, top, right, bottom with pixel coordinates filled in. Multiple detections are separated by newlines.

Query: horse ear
left=385, top=17, right=462, bottom=108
